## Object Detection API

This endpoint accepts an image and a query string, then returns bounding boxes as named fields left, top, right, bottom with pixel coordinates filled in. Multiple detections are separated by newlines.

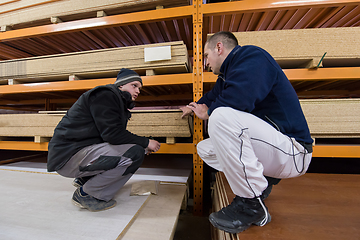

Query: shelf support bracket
left=192, top=0, right=204, bottom=216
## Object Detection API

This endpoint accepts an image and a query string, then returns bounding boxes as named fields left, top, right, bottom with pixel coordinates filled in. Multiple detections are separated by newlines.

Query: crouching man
left=47, top=68, right=161, bottom=212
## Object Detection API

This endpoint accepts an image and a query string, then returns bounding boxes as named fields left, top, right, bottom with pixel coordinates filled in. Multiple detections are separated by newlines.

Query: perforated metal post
left=192, top=0, right=204, bottom=215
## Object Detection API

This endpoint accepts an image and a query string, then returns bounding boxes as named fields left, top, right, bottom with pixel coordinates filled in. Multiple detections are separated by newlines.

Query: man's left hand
left=186, top=102, right=209, bottom=120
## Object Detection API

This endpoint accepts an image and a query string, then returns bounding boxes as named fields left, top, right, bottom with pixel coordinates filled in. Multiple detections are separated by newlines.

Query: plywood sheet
left=0, top=110, right=191, bottom=138
left=0, top=169, right=150, bottom=240
left=0, top=161, right=190, bottom=240
left=0, top=41, right=189, bottom=83
left=212, top=172, right=360, bottom=240
left=120, top=183, right=187, bottom=240
left=229, top=28, right=360, bottom=68
left=300, top=98, right=360, bottom=138
left=0, top=0, right=190, bottom=27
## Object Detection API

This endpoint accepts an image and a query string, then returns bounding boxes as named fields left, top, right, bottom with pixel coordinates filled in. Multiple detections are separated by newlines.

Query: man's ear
left=216, top=42, right=223, bottom=55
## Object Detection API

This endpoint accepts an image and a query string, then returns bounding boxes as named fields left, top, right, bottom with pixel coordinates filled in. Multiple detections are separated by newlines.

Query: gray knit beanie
left=114, top=68, right=143, bottom=87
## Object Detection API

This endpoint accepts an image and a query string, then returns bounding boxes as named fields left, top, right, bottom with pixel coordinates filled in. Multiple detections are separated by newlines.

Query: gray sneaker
left=72, top=188, right=116, bottom=212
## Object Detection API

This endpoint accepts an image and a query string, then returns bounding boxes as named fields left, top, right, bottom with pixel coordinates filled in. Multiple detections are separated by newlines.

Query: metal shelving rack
left=1, top=0, right=360, bottom=214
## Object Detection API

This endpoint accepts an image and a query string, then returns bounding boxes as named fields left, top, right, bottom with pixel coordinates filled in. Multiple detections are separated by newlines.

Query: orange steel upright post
left=192, top=0, right=204, bottom=215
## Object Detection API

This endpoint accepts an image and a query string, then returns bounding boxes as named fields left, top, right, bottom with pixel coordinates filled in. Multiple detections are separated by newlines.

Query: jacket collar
left=219, top=45, right=241, bottom=77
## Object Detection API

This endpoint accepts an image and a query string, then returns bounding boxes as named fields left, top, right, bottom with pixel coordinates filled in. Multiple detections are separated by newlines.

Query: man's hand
left=145, top=139, right=161, bottom=154
left=180, top=106, right=193, bottom=118
left=186, top=102, right=209, bottom=120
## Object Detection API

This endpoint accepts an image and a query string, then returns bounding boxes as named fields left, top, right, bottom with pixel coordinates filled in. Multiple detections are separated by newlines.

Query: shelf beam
left=1, top=68, right=359, bottom=95
left=0, top=6, right=193, bottom=42
left=0, top=141, right=194, bottom=153
left=1, top=141, right=359, bottom=158
left=202, top=0, right=360, bottom=15
left=203, top=67, right=360, bottom=82
left=0, top=73, right=193, bottom=95
left=313, top=145, right=360, bottom=158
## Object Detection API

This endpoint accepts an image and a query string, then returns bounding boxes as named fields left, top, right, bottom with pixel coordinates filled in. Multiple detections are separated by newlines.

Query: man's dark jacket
left=198, top=45, right=313, bottom=148
left=47, top=84, right=149, bottom=172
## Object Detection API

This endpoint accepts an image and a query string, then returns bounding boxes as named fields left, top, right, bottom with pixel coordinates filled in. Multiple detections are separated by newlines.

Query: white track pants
left=197, top=107, right=312, bottom=198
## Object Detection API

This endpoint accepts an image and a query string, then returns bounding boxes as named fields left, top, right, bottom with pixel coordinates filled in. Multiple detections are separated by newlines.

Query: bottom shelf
left=1, top=141, right=360, bottom=158
left=0, top=141, right=194, bottom=154
left=312, top=144, right=360, bottom=158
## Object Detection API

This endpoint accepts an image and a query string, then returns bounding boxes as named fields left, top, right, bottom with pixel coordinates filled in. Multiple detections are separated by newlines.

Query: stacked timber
left=0, top=110, right=192, bottom=142
left=0, top=99, right=359, bottom=142
left=0, top=41, right=189, bottom=84
left=300, top=98, right=360, bottom=139
left=211, top=172, right=237, bottom=240
left=227, top=27, right=360, bottom=68
left=0, top=113, right=62, bottom=142
left=0, top=98, right=358, bottom=141
left=0, top=0, right=190, bottom=29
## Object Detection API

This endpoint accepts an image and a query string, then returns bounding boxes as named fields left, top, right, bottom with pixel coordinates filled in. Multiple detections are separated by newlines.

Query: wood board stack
left=0, top=41, right=189, bottom=84
left=300, top=98, right=360, bottom=139
left=0, top=98, right=358, bottom=142
left=211, top=172, right=236, bottom=240
left=127, top=110, right=192, bottom=139
left=211, top=172, right=360, bottom=240
left=0, top=0, right=190, bottom=29
left=0, top=161, right=191, bottom=240
left=227, top=27, right=360, bottom=68
left=0, top=109, right=192, bottom=142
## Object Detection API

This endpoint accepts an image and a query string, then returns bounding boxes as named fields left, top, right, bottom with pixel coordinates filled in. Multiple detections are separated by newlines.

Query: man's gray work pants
left=57, top=142, right=145, bottom=201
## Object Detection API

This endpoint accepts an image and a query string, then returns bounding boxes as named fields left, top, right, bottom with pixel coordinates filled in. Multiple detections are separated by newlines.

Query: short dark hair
left=206, top=31, right=238, bottom=50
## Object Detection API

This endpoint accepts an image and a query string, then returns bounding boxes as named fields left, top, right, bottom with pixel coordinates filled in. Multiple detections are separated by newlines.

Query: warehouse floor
left=0, top=151, right=213, bottom=240
left=1, top=150, right=359, bottom=240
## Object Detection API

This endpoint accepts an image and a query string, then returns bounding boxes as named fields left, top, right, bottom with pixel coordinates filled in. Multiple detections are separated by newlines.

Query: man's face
left=204, top=43, right=222, bottom=75
left=119, top=81, right=142, bottom=101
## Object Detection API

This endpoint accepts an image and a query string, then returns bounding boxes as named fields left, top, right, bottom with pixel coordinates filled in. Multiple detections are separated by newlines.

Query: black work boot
left=72, top=188, right=116, bottom=212
left=209, top=196, right=271, bottom=234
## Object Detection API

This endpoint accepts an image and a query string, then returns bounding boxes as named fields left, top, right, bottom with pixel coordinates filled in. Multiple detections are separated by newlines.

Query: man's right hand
left=146, top=139, right=161, bottom=154
left=180, top=106, right=193, bottom=118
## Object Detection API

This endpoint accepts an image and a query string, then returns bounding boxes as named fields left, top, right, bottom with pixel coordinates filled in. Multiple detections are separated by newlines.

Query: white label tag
left=144, top=45, right=171, bottom=62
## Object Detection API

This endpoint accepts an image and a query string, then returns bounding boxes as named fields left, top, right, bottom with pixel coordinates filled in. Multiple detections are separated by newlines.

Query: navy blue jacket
left=47, top=84, right=149, bottom=172
left=198, top=45, right=313, bottom=146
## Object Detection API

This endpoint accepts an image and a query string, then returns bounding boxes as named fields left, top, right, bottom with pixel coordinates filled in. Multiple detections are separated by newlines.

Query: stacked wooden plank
left=0, top=41, right=189, bottom=84
left=211, top=172, right=360, bottom=240
left=211, top=172, right=236, bottom=240
left=127, top=109, right=192, bottom=138
left=228, top=27, right=360, bottom=68
left=0, top=109, right=192, bottom=141
left=300, top=98, right=360, bottom=139
left=0, top=0, right=190, bottom=29
left=0, top=98, right=358, bottom=141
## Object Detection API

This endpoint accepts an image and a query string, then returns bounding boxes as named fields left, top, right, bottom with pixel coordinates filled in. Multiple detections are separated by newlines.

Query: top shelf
left=0, top=0, right=359, bottom=61
left=0, top=0, right=360, bottom=111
